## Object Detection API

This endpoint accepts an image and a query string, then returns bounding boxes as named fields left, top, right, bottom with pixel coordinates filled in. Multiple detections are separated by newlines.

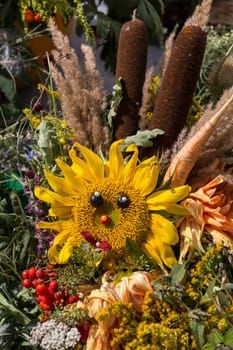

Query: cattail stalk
left=149, top=25, right=207, bottom=150
left=113, top=16, right=148, bottom=140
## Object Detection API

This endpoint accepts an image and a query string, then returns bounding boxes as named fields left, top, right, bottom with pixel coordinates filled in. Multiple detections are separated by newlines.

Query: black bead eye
left=117, top=194, right=130, bottom=209
left=90, top=191, right=103, bottom=207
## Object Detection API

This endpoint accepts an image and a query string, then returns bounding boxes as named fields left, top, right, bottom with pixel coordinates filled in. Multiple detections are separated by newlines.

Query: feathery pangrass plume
left=163, top=86, right=233, bottom=187
left=158, top=30, right=176, bottom=83
left=185, top=0, right=213, bottom=29
left=208, top=47, right=233, bottom=101
left=139, top=66, right=155, bottom=130
left=48, top=18, right=110, bottom=154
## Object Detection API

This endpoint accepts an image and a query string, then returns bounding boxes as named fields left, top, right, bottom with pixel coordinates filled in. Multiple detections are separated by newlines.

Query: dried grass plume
left=48, top=17, right=110, bottom=155
left=185, top=0, right=213, bottom=29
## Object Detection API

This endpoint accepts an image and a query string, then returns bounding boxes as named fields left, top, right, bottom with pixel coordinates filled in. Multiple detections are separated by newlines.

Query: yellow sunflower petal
left=148, top=203, right=188, bottom=216
left=151, top=213, right=179, bottom=245
left=156, top=239, right=177, bottom=268
left=58, top=242, right=74, bottom=264
left=44, top=170, right=77, bottom=196
left=48, top=206, right=72, bottom=217
left=108, top=140, right=125, bottom=179
left=53, top=226, right=74, bottom=246
left=35, top=186, right=75, bottom=206
left=132, top=156, right=159, bottom=197
left=143, top=241, right=163, bottom=267
left=70, top=142, right=104, bottom=182
left=147, top=185, right=191, bottom=206
left=56, top=158, right=85, bottom=189
left=122, top=144, right=139, bottom=183
left=144, top=237, right=177, bottom=268
left=36, top=220, right=69, bottom=231
left=48, top=245, right=60, bottom=264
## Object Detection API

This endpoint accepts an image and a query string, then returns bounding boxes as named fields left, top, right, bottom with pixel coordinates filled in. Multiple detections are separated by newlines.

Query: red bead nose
left=99, top=214, right=111, bottom=225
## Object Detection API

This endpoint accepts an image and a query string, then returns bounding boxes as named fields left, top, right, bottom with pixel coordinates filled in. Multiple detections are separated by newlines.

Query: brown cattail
left=149, top=25, right=207, bottom=150
left=113, top=17, right=148, bottom=140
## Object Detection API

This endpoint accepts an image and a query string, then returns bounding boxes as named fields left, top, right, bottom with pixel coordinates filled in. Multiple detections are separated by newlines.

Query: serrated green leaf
left=122, top=128, right=164, bottom=149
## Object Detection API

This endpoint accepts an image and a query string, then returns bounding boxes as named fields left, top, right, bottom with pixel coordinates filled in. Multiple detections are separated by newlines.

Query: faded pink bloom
left=114, top=271, right=153, bottom=312
left=86, top=285, right=121, bottom=350
left=178, top=175, right=233, bottom=261
left=86, top=271, right=154, bottom=349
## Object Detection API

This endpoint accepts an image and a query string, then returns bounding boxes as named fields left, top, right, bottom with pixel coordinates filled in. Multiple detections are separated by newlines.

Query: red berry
left=54, top=291, right=63, bottom=305
left=27, top=267, right=37, bottom=279
left=36, top=284, right=48, bottom=294
left=39, top=295, right=53, bottom=306
left=34, top=13, right=42, bottom=22
left=36, top=269, right=44, bottom=279
left=73, top=295, right=80, bottom=302
left=24, top=9, right=34, bottom=23
left=31, top=278, right=43, bottom=289
left=21, top=270, right=28, bottom=280
left=48, top=280, right=58, bottom=292
left=65, top=296, right=75, bottom=304
left=23, top=279, right=32, bottom=288
left=39, top=302, right=51, bottom=311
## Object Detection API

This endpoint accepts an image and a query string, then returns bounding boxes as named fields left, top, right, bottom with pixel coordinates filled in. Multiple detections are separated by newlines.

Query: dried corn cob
left=113, top=17, right=148, bottom=140
left=149, top=25, right=207, bottom=150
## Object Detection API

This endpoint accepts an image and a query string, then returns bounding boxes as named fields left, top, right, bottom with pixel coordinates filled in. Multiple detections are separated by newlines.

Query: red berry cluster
left=24, top=9, right=42, bottom=23
left=22, top=265, right=79, bottom=313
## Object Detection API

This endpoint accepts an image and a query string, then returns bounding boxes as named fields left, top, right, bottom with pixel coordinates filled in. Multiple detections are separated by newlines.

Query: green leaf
left=189, top=319, right=205, bottom=349
left=137, top=0, right=164, bottom=45
left=170, top=262, right=187, bottom=285
left=36, top=119, right=59, bottom=163
left=206, top=277, right=218, bottom=299
left=224, top=328, right=233, bottom=347
left=96, top=12, right=121, bottom=41
left=0, top=213, right=16, bottom=226
left=19, top=229, right=33, bottom=263
left=0, top=75, right=17, bottom=103
left=122, top=128, right=164, bottom=149
left=207, top=329, right=224, bottom=346
left=126, top=237, right=156, bottom=269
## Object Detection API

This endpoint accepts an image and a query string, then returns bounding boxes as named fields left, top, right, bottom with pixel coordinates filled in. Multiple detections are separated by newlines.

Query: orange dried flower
left=178, top=175, right=233, bottom=261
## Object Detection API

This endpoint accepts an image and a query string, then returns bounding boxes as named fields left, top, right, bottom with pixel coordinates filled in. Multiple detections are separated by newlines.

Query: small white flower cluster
left=29, top=319, right=81, bottom=350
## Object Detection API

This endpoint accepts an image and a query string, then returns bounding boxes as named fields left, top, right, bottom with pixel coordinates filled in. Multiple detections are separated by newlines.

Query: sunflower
left=35, top=140, right=190, bottom=268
